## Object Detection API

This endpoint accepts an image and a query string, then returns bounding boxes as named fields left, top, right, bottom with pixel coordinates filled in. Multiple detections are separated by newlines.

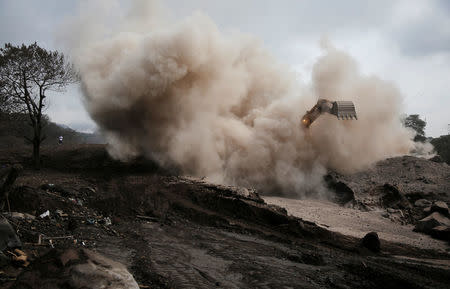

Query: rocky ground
left=325, top=155, right=450, bottom=242
left=0, top=145, right=449, bottom=288
left=263, top=197, right=447, bottom=251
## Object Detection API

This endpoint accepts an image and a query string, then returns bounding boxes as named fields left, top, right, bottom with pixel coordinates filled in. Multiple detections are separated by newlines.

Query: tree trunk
left=32, top=127, right=41, bottom=169
left=33, top=139, right=40, bottom=169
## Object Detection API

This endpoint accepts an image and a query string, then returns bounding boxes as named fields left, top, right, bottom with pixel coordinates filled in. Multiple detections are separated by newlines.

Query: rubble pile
left=327, top=155, right=450, bottom=241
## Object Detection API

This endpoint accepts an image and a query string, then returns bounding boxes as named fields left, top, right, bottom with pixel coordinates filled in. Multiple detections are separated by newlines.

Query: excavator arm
left=301, top=99, right=357, bottom=128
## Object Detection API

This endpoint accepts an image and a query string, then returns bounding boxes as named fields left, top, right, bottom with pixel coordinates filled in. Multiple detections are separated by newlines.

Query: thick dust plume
left=65, top=0, right=419, bottom=197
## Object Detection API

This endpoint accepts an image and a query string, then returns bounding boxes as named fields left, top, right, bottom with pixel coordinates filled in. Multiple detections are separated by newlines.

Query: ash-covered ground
left=0, top=145, right=449, bottom=289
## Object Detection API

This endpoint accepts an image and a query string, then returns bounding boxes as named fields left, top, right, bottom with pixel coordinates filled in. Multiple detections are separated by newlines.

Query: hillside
left=0, top=113, right=104, bottom=149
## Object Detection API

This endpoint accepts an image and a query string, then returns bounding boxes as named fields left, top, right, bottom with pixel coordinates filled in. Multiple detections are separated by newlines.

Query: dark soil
left=0, top=145, right=449, bottom=288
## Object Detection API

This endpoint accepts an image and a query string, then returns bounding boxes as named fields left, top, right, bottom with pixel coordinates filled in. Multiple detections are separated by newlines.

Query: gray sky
left=0, top=0, right=449, bottom=136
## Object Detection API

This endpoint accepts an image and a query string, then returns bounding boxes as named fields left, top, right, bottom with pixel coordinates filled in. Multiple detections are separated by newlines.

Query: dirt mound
left=327, top=156, right=450, bottom=205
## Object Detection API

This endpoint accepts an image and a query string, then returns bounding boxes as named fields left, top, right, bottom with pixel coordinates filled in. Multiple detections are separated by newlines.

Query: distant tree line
left=430, top=135, right=450, bottom=164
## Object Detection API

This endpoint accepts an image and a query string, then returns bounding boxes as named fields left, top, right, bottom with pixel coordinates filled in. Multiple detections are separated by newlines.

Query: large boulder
left=380, top=184, right=411, bottom=209
left=11, top=248, right=139, bottom=289
left=415, top=212, right=450, bottom=234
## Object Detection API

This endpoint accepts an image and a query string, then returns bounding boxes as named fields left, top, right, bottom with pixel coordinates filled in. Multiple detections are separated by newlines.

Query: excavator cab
left=301, top=99, right=357, bottom=128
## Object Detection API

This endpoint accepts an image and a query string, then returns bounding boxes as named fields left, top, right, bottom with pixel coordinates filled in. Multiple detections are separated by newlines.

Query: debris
left=55, top=209, right=68, bottom=218
left=361, top=232, right=380, bottom=253
left=4, top=212, right=35, bottom=220
left=8, top=248, right=29, bottom=267
left=104, top=217, right=111, bottom=226
left=39, top=210, right=50, bottom=219
left=86, top=219, right=96, bottom=225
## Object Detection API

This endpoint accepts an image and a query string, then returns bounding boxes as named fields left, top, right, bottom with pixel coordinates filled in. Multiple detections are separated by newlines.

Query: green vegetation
left=431, top=135, right=450, bottom=164
left=404, top=114, right=427, bottom=142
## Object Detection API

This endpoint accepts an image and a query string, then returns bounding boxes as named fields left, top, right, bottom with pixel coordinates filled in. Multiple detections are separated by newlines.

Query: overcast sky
left=0, top=0, right=449, bottom=136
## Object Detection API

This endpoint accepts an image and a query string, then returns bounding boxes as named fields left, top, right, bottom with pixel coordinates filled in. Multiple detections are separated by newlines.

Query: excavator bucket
left=301, top=99, right=358, bottom=128
left=331, top=101, right=357, bottom=120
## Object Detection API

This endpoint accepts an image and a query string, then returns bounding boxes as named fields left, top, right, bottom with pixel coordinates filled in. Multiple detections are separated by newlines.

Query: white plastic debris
left=39, top=210, right=50, bottom=218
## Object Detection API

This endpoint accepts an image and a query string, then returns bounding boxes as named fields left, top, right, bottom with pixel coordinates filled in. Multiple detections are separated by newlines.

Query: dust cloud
left=65, top=0, right=422, bottom=197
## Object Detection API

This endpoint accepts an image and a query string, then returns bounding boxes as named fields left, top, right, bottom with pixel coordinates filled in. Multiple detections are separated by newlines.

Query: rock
left=429, top=155, right=444, bottom=163
left=414, top=199, right=432, bottom=207
left=0, top=218, right=22, bottom=250
left=324, top=174, right=356, bottom=205
left=415, top=212, right=450, bottom=233
left=12, top=248, right=139, bottom=289
left=430, top=201, right=449, bottom=217
left=380, top=184, right=411, bottom=209
left=361, top=232, right=380, bottom=253
left=429, top=225, right=450, bottom=241
left=423, top=206, right=431, bottom=214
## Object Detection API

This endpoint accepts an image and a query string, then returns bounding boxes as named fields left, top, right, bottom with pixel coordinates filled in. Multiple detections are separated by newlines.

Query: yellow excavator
left=301, top=99, right=357, bottom=128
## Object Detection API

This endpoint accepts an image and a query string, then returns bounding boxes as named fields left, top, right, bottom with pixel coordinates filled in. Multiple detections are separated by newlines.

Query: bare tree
left=0, top=43, right=77, bottom=168
left=0, top=79, right=21, bottom=113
